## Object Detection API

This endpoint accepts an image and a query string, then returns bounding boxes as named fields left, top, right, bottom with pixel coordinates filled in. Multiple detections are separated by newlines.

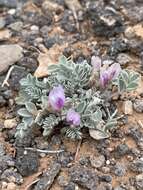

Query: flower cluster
left=49, top=85, right=80, bottom=126
left=16, top=55, right=139, bottom=140
left=91, top=56, right=121, bottom=88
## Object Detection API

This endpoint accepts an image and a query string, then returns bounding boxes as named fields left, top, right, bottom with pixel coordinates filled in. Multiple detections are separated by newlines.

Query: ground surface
left=0, top=0, right=143, bottom=190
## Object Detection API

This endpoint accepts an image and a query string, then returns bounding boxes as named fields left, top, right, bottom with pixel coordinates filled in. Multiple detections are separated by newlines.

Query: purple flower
left=100, top=63, right=121, bottom=88
left=48, top=85, right=65, bottom=111
left=66, top=109, right=80, bottom=126
left=91, top=56, right=101, bottom=71
left=107, top=63, right=121, bottom=80
left=100, top=69, right=109, bottom=88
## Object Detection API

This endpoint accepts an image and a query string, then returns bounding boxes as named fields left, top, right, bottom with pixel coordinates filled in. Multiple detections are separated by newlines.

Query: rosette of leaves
left=16, top=56, right=140, bottom=140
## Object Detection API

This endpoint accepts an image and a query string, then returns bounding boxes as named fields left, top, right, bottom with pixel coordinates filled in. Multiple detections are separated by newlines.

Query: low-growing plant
left=15, top=56, right=140, bottom=140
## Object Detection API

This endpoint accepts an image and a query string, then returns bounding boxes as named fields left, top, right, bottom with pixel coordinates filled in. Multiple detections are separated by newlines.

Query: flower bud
left=66, top=109, right=80, bottom=126
left=48, top=85, right=65, bottom=111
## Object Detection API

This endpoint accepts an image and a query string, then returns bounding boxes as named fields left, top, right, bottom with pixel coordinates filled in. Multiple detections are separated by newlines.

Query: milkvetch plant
left=15, top=56, right=140, bottom=140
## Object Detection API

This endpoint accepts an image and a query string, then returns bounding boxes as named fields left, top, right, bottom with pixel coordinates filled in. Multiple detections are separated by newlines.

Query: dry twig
left=74, top=139, right=82, bottom=161
left=25, top=147, right=64, bottom=154
left=1, top=65, right=15, bottom=87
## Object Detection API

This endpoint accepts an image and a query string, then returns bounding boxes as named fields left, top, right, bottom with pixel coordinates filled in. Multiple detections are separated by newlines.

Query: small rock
left=101, top=167, right=110, bottom=173
left=0, top=45, right=23, bottom=74
left=0, top=0, right=18, bottom=8
left=106, top=160, right=110, bottom=165
left=116, top=53, right=133, bottom=66
left=57, top=152, right=73, bottom=167
left=108, top=37, right=128, bottom=56
left=114, top=186, right=126, bottom=190
left=15, top=149, right=39, bottom=177
left=44, top=37, right=57, bottom=49
left=128, top=127, right=143, bottom=143
left=17, top=56, right=38, bottom=73
left=0, top=17, right=6, bottom=29
left=125, top=26, right=136, bottom=39
left=122, top=5, right=143, bottom=23
left=0, top=29, right=11, bottom=41
left=6, top=182, right=17, bottom=190
left=90, top=155, right=105, bottom=168
left=9, top=66, right=28, bottom=90
left=8, top=21, right=23, bottom=32
left=30, top=25, right=39, bottom=31
left=0, top=144, right=5, bottom=156
left=2, top=90, right=13, bottom=100
left=113, top=163, right=126, bottom=177
left=64, top=182, right=77, bottom=190
left=133, top=99, right=143, bottom=113
left=4, top=118, right=17, bottom=129
left=79, top=156, right=90, bottom=166
left=42, top=0, right=63, bottom=13
left=123, top=100, right=133, bottom=115
left=0, top=96, right=6, bottom=107
left=135, top=174, right=143, bottom=190
left=58, top=175, right=68, bottom=187
left=114, top=144, right=129, bottom=159
left=99, top=175, right=112, bottom=183
left=70, top=166, right=99, bottom=190
left=1, top=169, right=23, bottom=185
left=8, top=9, right=16, bottom=15
left=87, top=2, right=124, bottom=37
left=130, top=158, right=143, bottom=173
left=96, top=182, right=112, bottom=190
left=1, top=181, right=8, bottom=189
left=61, top=10, right=77, bottom=33
left=33, top=162, right=61, bottom=190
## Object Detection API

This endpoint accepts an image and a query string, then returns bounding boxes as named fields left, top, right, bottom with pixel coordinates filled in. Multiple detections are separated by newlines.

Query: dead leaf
left=65, top=0, right=82, bottom=29
left=34, top=44, right=66, bottom=78
left=42, top=0, right=64, bottom=12
left=0, top=29, right=11, bottom=41
left=89, top=129, right=109, bottom=140
left=65, top=0, right=82, bottom=11
left=133, top=24, right=143, bottom=39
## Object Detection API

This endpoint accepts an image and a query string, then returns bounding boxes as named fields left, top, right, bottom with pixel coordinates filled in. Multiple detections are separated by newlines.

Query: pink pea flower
left=107, top=63, right=121, bottom=80
left=91, top=56, right=101, bottom=71
left=48, top=85, right=65, bottom=111
left=100, top=69, right=109, bottom=88
left=100, top=63, right=121, bottom=88
left=66, top=109, right=80, bottom=126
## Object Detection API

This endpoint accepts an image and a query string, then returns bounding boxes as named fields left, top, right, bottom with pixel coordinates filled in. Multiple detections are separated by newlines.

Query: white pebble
left=8, top=9, right=16, bottom=15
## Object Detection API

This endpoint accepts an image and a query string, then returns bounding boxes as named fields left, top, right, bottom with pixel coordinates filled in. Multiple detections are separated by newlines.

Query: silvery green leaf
left=118, top=78, right=126, bottom=91
left=25, top=87, right=42, bottom=99
left=23, top=117, right=34, bottom=126
left=35, top=78, right=48, bottom=89
left=91, top=109, right=102, bottom=122
left=43, top=127, right=53, bottom=137
left=48, top=64, right=59, bottom=73
left=61, top=127, right=82, bottom=139
left=20, top=74, right=35, bottom=86
left=89, top=129, right=110, bottom=140
left=76, top=101, right=86, bottom=113
left=25, top=102, right=37, bottom=115
left=41, top=96, right=48, bottom=108
left=18, top=108, right=32, bottom=117
left=126, top=82, right=138, bottom=91
left=86, top=89, right=92, bottom=98
left=15, top=123, right=28, bottom=138
left=105, top=119, right=117, bottom=130
left=92, top=97, right=101, bottom=105
left=117, top=70, right=139, bottom=92
left=15, top=96, right=30, bottom=105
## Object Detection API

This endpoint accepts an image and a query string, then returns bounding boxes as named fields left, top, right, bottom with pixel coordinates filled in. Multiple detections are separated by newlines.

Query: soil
left=0, top=0, right=143, bottom=190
